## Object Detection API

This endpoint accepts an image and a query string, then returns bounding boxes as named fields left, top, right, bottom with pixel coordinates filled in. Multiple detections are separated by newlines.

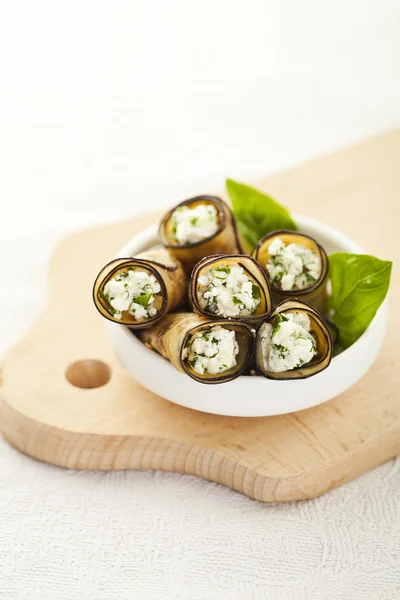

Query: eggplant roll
left=93, top=246, right=186, bottom=328
left=190, top=254, right=272, bottom=322
left=252, top=230, right=329, bottom=313
left=140, top=312, right=255, bottom=384
left=159, top=195, right=242, bottom=272
left=255, top=299, right=332, bottom=380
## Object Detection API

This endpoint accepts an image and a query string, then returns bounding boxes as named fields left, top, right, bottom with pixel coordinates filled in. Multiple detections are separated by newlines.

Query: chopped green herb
left=273, top=344, right=288, bottom=358
left=99, top=290, right=117, bottom=316
left=295, top=334, right=310, bottom=342
left=212, top=266, right=230, bottom=278
left=207, top=206, right=216, bottom=220
left=134, top=293, right=152, bottom=308
left=251, top=284, right=261, bottom=299
left=300, top=270, right=315, bottom=284
left=271, top=312, right=289, bottom=336
left=190, top=217, right=199, bottom=226
left=271, top=271, right=283, bottom=286
left=205, top=300, right=217, bottom=313
left=232, top=296, right=242, bottom=305
left=201, top=352, right=218, bottom=359
left=116, top=271, right=128, bottom=281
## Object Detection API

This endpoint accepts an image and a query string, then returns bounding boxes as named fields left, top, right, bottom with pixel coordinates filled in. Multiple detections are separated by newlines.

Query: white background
left=0, top=1, right=399, bottom=598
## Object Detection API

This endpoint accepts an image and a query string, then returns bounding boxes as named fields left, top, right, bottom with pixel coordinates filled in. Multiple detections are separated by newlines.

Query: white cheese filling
left=266, top=237, right=321, bottom=291
left=182, top=325, right=239, bottom=375
left=172, top=204, right=218, bottom=245
left=102, top=269, right=161, bottom=320
left=260, top=311, right=317, bottom=373
left=198, top=265, right=261, bottom=318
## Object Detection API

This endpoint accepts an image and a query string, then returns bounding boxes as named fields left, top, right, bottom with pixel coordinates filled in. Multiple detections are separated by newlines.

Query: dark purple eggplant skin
left=160, top=195, right=244, bottom=251
left=189, top=253, right=272, bottom=323
left=93, top=258, right=168, bottom=327
left=159, top=196, right=245, bottom=273
left=254, top=299, right=333, bottom=381
left=252, top=229, right=329, bottom=298
left=179, top=320, right=256, bottom=384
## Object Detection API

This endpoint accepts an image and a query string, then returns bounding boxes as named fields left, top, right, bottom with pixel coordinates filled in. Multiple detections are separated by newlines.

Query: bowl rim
left=112, top=213, right=387, bottom=375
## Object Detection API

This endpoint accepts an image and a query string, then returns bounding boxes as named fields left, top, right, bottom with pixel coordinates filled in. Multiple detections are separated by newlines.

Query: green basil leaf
left=328, top=253, right=392, bottom=348
left=226, top=179, right=297, bottom=251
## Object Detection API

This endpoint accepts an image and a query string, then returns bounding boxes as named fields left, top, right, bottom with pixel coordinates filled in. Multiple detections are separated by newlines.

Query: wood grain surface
left=0, top=131, right=399, bottom=502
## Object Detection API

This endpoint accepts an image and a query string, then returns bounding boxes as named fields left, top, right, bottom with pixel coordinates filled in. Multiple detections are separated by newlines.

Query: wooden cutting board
left=0, top=131, right=399, bottom=502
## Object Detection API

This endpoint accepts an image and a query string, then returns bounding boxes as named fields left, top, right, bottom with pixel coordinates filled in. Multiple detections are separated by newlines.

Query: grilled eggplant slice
left=190, top=254, right=272, bottom=323
left=140, top=312, right=255, bottom=384
left=252, top=230, right=329, bottom=313
left=93, top=246, right=186, bottom=328
left=255, top=299, right=333, bottom=380
left=159, top=195, right=242, bottom=273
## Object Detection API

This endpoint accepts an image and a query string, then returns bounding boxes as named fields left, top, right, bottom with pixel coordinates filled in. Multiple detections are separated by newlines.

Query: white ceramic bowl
left=105, top=214, right=388, bottom=417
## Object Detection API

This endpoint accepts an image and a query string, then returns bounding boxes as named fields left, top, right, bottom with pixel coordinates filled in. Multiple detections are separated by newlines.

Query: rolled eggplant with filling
left=190, top=255, right=272, bottom=322
left=140, top=312, right=255, bottom=384
left=252, top=230, right=329, bottom=313
left=159, top=195, right=242, bottom=272
left=255, top=299, right=332, bottom=380
left=93, top=246, right=186, bottom=328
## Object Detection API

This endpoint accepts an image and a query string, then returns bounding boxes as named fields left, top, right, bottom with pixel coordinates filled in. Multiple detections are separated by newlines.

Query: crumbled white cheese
left=182, top=325, right=239, bottom=375
left=266, top=237, right=321, bottom=291
left=172, top=204, right=218, bottom=245
left=260, top=311, right=317, bottom=372
left=198, top=265, right=261, bottom=318
left=103, top=269, right=161, bottom=320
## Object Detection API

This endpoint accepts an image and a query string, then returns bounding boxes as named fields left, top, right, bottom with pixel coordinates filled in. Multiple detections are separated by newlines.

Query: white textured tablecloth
left=1, top=1, right=399, bottom=598
left=0, top=439, right=399, bottom=600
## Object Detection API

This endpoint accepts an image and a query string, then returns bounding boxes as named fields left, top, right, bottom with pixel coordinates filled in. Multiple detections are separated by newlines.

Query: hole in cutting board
left=65, top=360, right=111, bottom=389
